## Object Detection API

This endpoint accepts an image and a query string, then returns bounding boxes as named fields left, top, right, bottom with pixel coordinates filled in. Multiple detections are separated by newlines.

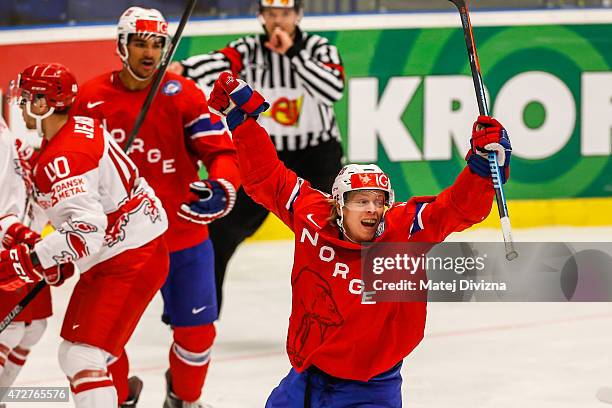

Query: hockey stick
left=0, top=183, right=46, bottom=334
left=0, top=118, right=47, bottom=335
left=0, top=280, right=46, bottom=333
left=448, top=0, right=518, bottom=261
left=0, top=1, right=199, bottom=333
left=123, top=0, right=198, bottom=152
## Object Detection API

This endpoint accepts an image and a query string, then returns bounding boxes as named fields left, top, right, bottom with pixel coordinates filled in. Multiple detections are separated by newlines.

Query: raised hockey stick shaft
left=448, top=0, right=518, bottom=261
left=0, top=0, right=199, bottom=331
left=123, top=0, right=198, bottom=153
left=0, top=280, right=46, bottom=334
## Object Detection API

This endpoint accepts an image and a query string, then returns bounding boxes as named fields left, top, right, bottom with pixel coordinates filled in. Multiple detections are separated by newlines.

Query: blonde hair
left=327, top=199, right=340, bottom=226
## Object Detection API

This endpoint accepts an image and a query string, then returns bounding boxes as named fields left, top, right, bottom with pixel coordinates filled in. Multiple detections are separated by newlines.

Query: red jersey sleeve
left=71, top=84, right=101, bottom=121
left=387, top=167, right=494, bottom=243
left=219, top=46, right=244, bottom=75
left=70, top=91, right=88, bottom=118
left=230, top=118, right=326, bottom=231
left=181, top=78, right=240, bottom=189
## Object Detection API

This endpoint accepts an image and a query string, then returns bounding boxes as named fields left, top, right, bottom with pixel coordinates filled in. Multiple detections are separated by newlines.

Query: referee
left=170, top=0, right=345, bottom=310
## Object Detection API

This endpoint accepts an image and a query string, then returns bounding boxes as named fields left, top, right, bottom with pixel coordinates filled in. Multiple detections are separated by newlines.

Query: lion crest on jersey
left=52, top=220, right=98, bottom=264
left=105, top=191, right=162, bottom=247
left=13, top=140, right=35, bottom=195
left=287, top=267, right=344, bottom=367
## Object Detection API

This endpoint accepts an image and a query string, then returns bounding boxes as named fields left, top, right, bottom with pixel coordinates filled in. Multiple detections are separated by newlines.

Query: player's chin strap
left=336, top=206, right=359, bottom=244
left=119, top=46, right=153, bottom=82
left=25, top=101, right=54, bottom=138
left=118, top=34, right=169, bottom=82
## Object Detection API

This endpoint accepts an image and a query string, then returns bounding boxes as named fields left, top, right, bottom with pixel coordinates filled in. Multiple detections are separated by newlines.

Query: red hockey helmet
left=13, top=63, right=78, bottom=112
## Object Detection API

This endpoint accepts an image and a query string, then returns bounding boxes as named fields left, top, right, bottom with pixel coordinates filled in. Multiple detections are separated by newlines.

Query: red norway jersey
left=233, top=119, right=494, bottom=381
left=72, top=71, right=239, bottom=252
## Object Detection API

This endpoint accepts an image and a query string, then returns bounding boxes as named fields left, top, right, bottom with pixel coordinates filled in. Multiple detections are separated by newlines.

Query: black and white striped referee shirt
left=180, top=27, right=345, bottom=152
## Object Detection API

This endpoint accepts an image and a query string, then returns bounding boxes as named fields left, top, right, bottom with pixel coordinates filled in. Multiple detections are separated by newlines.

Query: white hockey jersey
left=0, top=117, right=28, bottom=219
left=30, top=115, right=167, bottom=273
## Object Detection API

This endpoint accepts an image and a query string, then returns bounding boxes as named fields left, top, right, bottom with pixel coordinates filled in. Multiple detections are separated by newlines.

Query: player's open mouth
left=361, top=219, right=377, bottom=228
left=141, top=60, right=155, bottom=68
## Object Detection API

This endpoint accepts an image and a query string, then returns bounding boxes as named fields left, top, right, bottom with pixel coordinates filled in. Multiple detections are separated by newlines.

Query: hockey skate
left=163, top=369, right=212, bottom=408
left=120, top=376, right=144, bottom=407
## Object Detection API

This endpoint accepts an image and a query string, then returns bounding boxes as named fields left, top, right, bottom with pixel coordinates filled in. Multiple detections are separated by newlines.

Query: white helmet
left=332, top=164, right=394, bottom=207
left=116, top=7, right=169, bottom=81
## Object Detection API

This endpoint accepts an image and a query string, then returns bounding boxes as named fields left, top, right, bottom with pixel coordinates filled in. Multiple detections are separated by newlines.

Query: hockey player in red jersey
left=0, top=117, right=53, bottom=404
left=207, top=72, right=512, bottom=406
left=0, top=62, right=169, bottom=408
left=169, top=0, right=345, bottom=313
left=71, top=7, right=240, bottom=408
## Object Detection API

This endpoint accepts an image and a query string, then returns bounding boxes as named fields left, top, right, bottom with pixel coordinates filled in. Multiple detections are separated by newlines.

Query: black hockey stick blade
left=448, top=0, right=488, bottom=115
left=0, top=280, right=47, bottom=334
left=124, top=0, right=198, bottom=153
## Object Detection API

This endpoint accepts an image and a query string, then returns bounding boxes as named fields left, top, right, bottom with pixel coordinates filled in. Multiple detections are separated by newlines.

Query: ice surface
left=8, top=226, right=612, bottom=407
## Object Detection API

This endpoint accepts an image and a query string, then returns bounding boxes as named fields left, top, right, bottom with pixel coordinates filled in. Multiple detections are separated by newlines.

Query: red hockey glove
left=1, top=217, right=41, bottom=249
left=0, top=244, right=42, bottom=290
left=177, top=178, right=237, bottom=225
left=209, top=72, right=269, bottom=131
left=466, top=115, right=512, bottom=184
left=0, top=244, right=75, bottom=290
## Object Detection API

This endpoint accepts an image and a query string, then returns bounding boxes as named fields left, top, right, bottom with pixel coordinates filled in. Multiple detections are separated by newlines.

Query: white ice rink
left=7, top=226, right=612, bottom=407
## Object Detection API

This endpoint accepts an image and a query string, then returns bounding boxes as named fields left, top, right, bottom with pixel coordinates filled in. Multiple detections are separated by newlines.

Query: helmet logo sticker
left=135, top=19, right=168, bottom=35
left=261, top=0, right=295, bottom=7
left=350, top=173, right=389, bottom=189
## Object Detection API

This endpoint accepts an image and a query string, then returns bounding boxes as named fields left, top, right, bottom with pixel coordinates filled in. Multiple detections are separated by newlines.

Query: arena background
left=1, top=7, right=611, bottom=240
left=2, top=2, right=612, bottom=407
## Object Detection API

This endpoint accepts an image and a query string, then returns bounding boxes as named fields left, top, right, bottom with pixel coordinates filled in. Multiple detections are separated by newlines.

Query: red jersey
left=72, top=71, right=239, bottom=252
left=31, top=116, right=167, bottom=273
left=233, top=119, right=494, bottom=381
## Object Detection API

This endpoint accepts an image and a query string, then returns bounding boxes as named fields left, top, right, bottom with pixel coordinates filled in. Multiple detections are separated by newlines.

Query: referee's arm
left=286, top=36, right=345, bottom=106
left=179, top=38, right=249, bottom=90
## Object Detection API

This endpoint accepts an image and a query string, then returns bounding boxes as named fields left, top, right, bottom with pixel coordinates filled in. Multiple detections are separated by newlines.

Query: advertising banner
left=174, top=24, right=612, bottom=202
left=1, top=11, right=610, bottom=231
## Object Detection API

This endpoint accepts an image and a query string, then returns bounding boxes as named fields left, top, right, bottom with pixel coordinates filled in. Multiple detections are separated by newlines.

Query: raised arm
left=207, top=72, right=322, bottom=229
left=400, top=116, right=512, bottom=242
